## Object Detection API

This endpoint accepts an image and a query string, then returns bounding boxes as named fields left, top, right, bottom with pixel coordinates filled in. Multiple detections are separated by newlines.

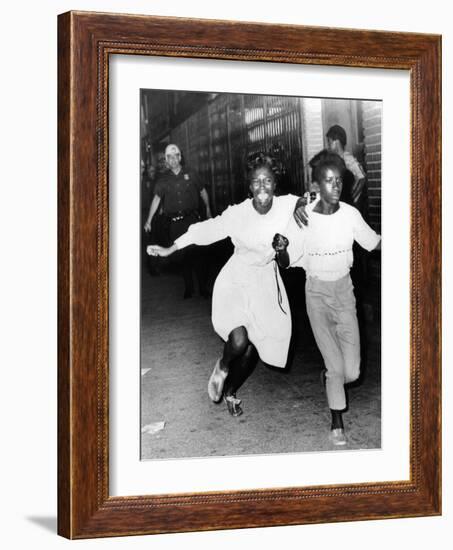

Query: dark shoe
left=207, top=359, right=228, bottom=402
left=200, top=288, right=211, bottom=299
left=223, top=394, right=243, bottom=417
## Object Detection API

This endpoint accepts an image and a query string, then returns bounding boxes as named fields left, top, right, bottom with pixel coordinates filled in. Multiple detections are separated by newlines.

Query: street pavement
left=140, top=267, right=381, bottom=460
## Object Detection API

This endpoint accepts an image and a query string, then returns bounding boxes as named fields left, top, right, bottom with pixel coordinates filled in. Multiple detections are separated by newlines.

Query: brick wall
left=361, top=101, right=382, bottom=234
left=361, top=100, right=382, bottom=306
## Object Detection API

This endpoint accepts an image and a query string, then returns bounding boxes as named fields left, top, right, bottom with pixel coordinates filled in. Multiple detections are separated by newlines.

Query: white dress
left=175, top=195, right=299, bottom=367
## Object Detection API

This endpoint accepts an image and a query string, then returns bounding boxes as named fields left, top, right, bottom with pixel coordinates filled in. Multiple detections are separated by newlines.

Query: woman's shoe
left=223, top=394, right=243, bottom=417
left=207, top=360, right=227, bottom=402
left=329, top=428, right=347, bottom=446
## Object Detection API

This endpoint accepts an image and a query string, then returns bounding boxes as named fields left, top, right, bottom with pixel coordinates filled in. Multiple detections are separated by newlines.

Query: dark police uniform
left=154, top=168, right=208, bottom=296
left=154, top=169, right=204, bottom=240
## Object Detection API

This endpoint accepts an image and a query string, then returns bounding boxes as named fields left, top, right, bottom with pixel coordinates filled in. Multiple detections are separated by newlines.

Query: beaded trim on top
left=308, top=249, right=351, bottom=257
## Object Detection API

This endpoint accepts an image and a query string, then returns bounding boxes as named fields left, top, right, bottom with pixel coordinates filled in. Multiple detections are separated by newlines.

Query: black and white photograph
left=140, top=90, right=382, bottom=460
left=2, top=0, right=448, bottom=547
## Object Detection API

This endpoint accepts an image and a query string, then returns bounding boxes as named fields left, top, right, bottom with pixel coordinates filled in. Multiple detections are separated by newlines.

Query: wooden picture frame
left=58, top=10, right=441, bottom=539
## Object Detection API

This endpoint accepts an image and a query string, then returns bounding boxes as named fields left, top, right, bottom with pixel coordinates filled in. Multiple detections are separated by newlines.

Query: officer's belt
left=167, top=209, right=197, bottom=222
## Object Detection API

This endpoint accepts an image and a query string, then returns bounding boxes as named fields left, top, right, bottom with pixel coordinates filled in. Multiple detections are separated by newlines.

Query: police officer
left=144, top=144, right=212, bottom=298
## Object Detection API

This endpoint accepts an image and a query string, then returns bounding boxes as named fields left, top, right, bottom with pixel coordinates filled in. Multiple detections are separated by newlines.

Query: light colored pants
left=305, top=274, right=360, bottom=410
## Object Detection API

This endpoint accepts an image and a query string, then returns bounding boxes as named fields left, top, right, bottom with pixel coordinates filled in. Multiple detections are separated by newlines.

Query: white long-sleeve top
left=175, top=195, right=299, bottom=266
left=290, top=201, right=380, bottom=281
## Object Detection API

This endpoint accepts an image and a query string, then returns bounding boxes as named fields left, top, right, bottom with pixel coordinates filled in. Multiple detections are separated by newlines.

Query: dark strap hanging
left=273, top=260, right=287, bottom=315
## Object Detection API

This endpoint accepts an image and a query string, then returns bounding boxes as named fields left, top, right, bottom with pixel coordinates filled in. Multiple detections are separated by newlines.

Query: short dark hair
left=310, top=151, right=346, bottom=184
left=326, top=124, right=347, bottom=148
left=246, top=151, right=280, bottom=182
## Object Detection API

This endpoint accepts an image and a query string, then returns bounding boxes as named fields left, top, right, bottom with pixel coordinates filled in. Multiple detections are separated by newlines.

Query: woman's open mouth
left=257, top=192, right=270, bottom=203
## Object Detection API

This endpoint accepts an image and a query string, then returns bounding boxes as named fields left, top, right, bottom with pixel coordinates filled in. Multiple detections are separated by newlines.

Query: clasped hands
left=272, top=193, right=312, bottom=253
left=272, top=233, right=289, bottom=252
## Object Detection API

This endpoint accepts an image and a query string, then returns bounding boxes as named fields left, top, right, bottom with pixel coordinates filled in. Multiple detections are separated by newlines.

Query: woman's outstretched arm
left=147, top=205, right=235, bottom=257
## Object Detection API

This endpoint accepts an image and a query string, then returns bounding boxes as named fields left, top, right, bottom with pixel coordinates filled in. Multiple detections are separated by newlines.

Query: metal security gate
left=166, top=92, right=306, bottom=215
left=242, top=94, right=305, bottom=197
